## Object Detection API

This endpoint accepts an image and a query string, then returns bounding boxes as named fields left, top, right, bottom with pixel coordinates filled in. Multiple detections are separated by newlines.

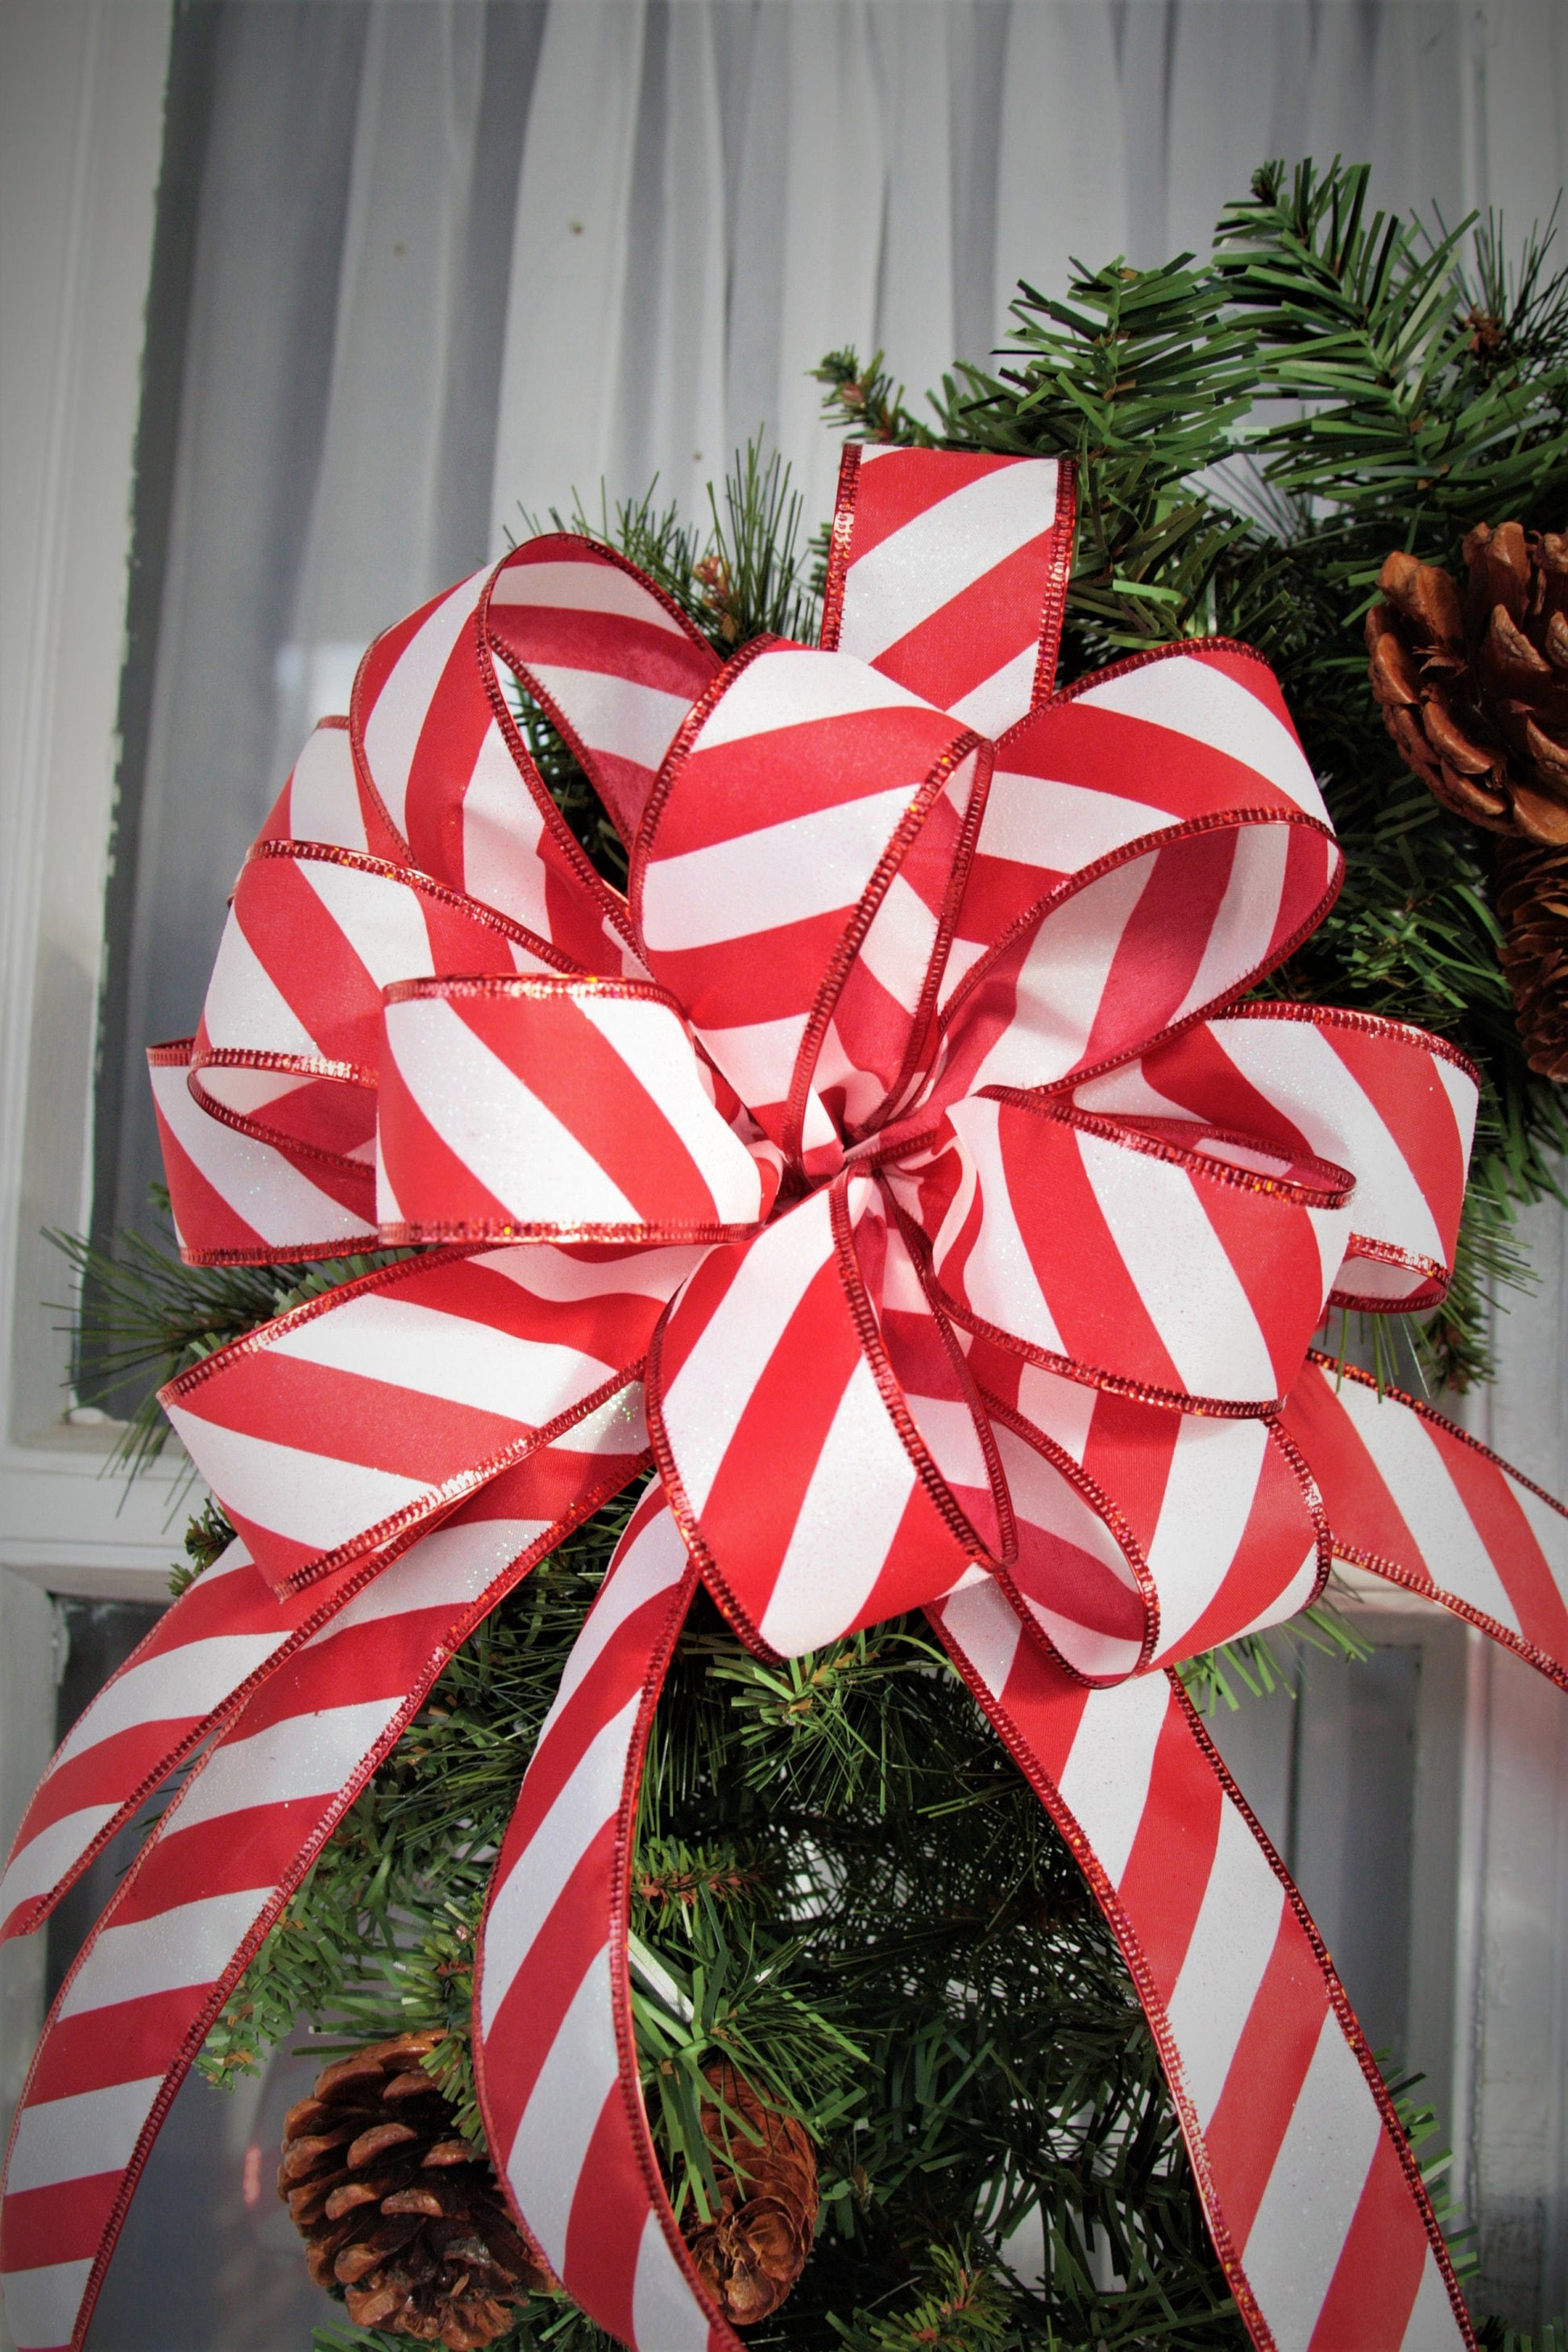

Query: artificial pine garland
left=66, top=161, right=1568, bottom=2350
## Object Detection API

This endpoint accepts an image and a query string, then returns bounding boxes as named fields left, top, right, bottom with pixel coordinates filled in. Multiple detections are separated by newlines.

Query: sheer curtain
left=490, top=0, right=1568, bottom=536
left=99, top=1, right=1568, bottom=2326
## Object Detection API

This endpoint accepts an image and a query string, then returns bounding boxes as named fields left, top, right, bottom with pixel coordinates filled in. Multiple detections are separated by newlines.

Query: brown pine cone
left=278, top=2031, right=548, bottom=2348
left=1366, top=522, right=1568, bottom=844
left=683, top=2064, right=819, bottom=2326
left=1497, top=836, right=1568, bottom=1080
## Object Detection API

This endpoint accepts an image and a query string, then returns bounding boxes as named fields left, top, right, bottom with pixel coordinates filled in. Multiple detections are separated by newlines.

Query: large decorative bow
left=5, top=449, right=1567, bottom=2352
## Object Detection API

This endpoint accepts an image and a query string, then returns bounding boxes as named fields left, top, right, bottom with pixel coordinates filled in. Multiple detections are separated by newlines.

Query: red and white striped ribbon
left=966, top=1342, right=1327, bottom=1684
left=934, top=1574, right=1471, bottom=2352
left=13, top=443, right=1568, bottom=2352
left=190, top=834, right=572, bottom=1204
left=0, top=1539, right=362, bottom=1946
left=934, top=645, right=1341, bottom=1092
left=1287, top=1355, right=1568, bottom=1686
left=648, top=1174, right=1002, bottom=1658
left=483, top=536, right=720, bottom=851
left=160, top=1243, right=682, bottom=1594
left=475, top=1491, right=733, bottom=2352
left=821, top=444, right=1073, bottom=736
left=919, top=1093, right=1354, bottom=1410
left=377, top=977, right=773, bottom=1243
left=630, top=641, right=991, bottom=1173
left=0, top=1487, right=581, bottom=2352
left=149, top=1041, right=377, bottom=1265
left=1077, top=1006, right=1478, bottom=1311
left=352, top=538, right=700, bottom=965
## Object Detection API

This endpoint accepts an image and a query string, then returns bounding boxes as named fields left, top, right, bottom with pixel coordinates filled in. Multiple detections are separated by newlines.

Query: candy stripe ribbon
left=475, top=1492, right=730, bottom=2352
left=933, top=1578, right=1469, bottom=2351
left=6, top=443, right=1566, bottom=2352
left=1287, top=1355, right=1568, bottom=1685
left=0, top=1477, right=621, bottom=2352
left=0, top=1538, right=356, bottom=1945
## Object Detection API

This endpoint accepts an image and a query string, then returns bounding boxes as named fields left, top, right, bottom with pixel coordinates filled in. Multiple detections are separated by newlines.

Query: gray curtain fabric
left=106, top=0, right=544, bottom=1247
left=107, top=0, right=369, bottom=1246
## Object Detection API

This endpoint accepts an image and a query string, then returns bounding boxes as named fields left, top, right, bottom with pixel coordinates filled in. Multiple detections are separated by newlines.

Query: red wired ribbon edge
left=5, top=445, right=1566, bottom=2352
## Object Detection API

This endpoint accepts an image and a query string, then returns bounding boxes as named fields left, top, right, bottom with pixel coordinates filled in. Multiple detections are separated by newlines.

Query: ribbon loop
left=257, top=716, right=398, bottom=860
left=200, top=836, right=566, bottom=1053
left=351, top=555, right=648, bottom=976
left=965, top=1334, right=1327, bottom=1678
left=187, top=833, right=581, bottom=1244
left=160, top=1245, right=682, bottom=1593
left=920, top=1093, right=1352, bottom=1411
left=823, top=445, right=1073, bottom=735
left=486, top=534, right=721, bottom=849
left=1286, top=1354, right=1568, bottom=1685
left=1076, top=1006, right=1479, bottom=1311
left=377, top=976, right=775, bottom=1242
left=149, top=1039, right=377, bottom=1263
left=931, top=647, right=1342, bottom=1102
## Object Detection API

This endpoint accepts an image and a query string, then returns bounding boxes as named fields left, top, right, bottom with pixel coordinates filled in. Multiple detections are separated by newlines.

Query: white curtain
left=490, top=0, right=1568, bottom=537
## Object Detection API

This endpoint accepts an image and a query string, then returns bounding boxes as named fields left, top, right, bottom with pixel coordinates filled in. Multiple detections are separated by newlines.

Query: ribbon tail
left=0, top=1493, right=595, bottom=2352
left=0, top=1538, right=386, bottom=1946
left=930, top=1577, right=1475, bottom=2352
left=1286, top=1353, right=1568, bottom=1689
left=474, top=1488, right=737, bottom=2352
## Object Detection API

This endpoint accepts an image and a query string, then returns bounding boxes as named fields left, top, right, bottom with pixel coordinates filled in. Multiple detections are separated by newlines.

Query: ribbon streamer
left=6, top=444, right=1567, bottom=2352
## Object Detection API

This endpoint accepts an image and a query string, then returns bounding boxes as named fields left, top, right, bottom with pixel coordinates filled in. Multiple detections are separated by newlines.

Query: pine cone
left=683, top=2064, right=819, bottom=2326
left=1366, top=523, right=1568, bottom=844
left=278, top=2031, right=547, bottom=2348
left=1497, top=836, right=1568, bottom=1080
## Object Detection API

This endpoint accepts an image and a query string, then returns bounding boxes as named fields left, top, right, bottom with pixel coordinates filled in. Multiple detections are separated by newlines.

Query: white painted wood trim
left=0, top=0, right=173, bottom=1457
left=0, top=1445, right=185, bottom=1603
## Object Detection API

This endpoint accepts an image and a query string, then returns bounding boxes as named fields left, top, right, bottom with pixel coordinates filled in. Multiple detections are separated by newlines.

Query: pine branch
left=814, top=347, right=937, bottom=447
left=1216, top=160, right=1568, bottom=552
left=1176, top=1592, right=1374, bottom=1716
left=938, top=253, right=1264, bottom=651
